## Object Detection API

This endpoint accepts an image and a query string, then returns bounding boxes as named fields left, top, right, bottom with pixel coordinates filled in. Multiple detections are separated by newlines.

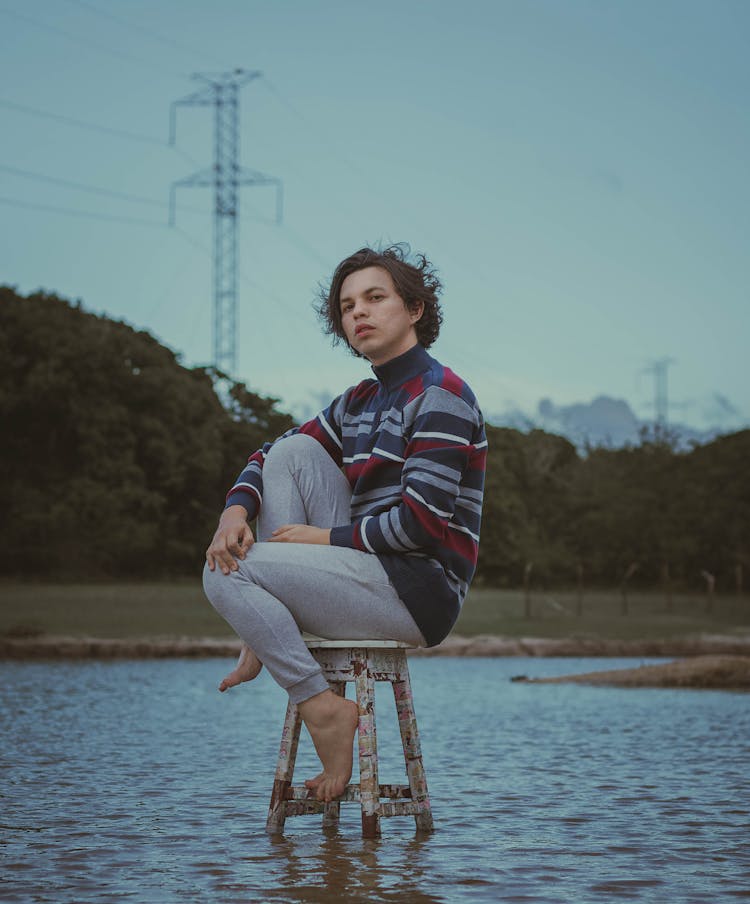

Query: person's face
left=339, top=266, right=423, bottom=366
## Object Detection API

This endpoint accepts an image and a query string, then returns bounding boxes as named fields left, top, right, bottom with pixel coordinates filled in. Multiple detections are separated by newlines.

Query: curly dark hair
left=314, top=243, right=443, bottom=355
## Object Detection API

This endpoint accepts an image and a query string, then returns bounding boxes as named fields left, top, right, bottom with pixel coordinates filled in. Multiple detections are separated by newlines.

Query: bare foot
left=219, top=644, right=263, bottom=692
left=298, top=690, right=359, bottom=802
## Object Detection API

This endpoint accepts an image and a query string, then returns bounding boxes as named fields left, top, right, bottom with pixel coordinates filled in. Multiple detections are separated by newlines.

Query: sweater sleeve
left=329, top=386, right=486, bottom=562
left=224, top=392, right=348, bottom=518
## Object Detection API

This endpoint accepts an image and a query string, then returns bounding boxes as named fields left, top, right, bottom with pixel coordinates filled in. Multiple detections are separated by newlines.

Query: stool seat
left=266, top=637, right=434, bottom=838
left=299, top=635, right=412, bottom=648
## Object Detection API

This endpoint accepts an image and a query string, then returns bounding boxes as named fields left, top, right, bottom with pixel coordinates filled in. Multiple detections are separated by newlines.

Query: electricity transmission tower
left=169, top=69, right=282, bottom=378
left=643, top=357, right=675, bottom=436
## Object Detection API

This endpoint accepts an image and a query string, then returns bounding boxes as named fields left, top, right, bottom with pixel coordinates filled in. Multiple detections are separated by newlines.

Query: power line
left=0, top=97, right=201, bottom=167
left=0, top=5, right=186, bottom=79
left=1, top=97, right=159, bottom=145
left=276, top=223, right=334, bottom=270
left=0, top=162, right=208, bottom=215
left=1, top=163, right=171, bottom=209
left=261, top=79, right=370, bottom=183
left=0, top=194, right=166, bottom=227
left=60, top=0, right=224, bottom=69
left=0, top=158, right=333, bottom=258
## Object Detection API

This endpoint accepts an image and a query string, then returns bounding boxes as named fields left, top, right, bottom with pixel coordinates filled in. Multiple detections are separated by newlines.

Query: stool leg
left=322, top=680, right=346, bottom=829
left=266, top=699, right=303, bottom=834
left=354, top=655, right=380, bottom=838
left=393, top=665, right=434, bottom=833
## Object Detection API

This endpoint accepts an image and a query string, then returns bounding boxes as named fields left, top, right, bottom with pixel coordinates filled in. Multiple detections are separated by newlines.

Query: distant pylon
left=643, top=357, right=675, bottom=435
left=169, top=69, right=282, bottom=378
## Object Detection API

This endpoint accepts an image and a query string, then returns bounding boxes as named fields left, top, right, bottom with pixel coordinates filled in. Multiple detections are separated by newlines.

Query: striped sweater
left=226, top=343, right=487, bottom=646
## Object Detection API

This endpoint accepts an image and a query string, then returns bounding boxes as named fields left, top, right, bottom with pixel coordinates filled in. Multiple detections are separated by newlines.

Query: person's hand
left=270, top=525, right=331, bottom=545
left=206, top=505, right=254, bottom=574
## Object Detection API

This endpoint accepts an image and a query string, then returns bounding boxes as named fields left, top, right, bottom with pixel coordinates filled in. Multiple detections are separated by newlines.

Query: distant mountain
left=488, top=395, right=733, bottom=450
left=537, top=396, right=642, bottom=447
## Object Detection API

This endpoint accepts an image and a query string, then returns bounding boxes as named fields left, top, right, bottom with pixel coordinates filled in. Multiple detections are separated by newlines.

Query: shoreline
left=517, top=655, right=750, bottom=690
left=2, top=632, right=749, bottom=660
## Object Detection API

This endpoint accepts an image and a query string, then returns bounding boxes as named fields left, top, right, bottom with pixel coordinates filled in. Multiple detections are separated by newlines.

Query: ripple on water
left=1, top=657, right=749, bottom=903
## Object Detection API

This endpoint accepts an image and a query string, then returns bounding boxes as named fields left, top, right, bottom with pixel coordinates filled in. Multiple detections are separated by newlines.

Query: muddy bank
left=0, top=636, right=242, bottom=660
left=1, top=633, right=749, bottom=659
left=415, top=633, right=750, bottom=658
left=516, top=654, right=750, bottom=690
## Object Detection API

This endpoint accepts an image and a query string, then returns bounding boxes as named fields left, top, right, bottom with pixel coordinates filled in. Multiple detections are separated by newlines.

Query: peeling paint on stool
left=266, top=637, right=434, bottom=838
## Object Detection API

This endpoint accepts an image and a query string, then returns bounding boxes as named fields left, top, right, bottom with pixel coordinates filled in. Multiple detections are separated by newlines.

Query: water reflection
left=260, top=833, right=444, bottom=903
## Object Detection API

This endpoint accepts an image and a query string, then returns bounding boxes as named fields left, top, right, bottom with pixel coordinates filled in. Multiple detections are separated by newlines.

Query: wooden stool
left=266, top=638, right=434, bottom=838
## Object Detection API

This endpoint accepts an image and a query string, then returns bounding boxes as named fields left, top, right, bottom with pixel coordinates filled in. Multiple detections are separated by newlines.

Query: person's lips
left=355, top=324, right=374, bottom=336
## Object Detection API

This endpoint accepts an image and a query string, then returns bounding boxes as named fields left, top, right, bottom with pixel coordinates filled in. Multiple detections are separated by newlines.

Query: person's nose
left=352, top=300, right=368, bottom=318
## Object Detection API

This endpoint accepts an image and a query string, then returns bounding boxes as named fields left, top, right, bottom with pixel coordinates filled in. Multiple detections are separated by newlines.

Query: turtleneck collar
left=371, top=343, right=432, bottom=392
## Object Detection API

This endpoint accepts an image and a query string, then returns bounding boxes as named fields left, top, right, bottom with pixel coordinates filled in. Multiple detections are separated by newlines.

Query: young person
left=203, top=245, right=486, bottom=803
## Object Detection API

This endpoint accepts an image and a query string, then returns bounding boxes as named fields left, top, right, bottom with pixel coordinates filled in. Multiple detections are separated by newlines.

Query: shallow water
left=1, top=656, right=748, bottom=903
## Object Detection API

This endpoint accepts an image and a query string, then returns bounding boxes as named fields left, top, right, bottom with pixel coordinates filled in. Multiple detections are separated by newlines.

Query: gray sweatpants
left=202, top=434, right=426, bottom=703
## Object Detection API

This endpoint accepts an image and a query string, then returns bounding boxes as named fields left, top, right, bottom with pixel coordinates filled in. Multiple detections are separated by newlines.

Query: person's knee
left=264, top=433, right=321, bottom=476
left=202, top=562, right=239, bottom=618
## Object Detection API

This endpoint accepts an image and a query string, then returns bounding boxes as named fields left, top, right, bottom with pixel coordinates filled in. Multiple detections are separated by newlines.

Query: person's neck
left=370, top=343, right=430, bottom=391
left=366, top=337, right=419, bottom=369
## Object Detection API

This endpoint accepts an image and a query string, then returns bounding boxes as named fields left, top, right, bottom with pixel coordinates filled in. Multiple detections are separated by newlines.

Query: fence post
left=620, top=562, right=639, bottom=616
left=661, top=561, right=673, bottom=613
left=701, top=569, right=715, bottom=613
left=523, top=562, right=533, bottom=619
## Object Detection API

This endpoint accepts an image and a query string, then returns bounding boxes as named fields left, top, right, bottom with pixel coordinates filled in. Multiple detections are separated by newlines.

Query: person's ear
left=409, top=300, right=424, bottom=324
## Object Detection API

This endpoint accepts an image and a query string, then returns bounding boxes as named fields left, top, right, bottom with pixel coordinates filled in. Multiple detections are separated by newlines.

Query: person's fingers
left=208, top=537, right=238, bottom=574
left=238, top=528, right=254, bottom=557
left=224, top=545, right=241, bottom=573
left=226, top=529, right=243, bottom=556
left=207, top=521, right=254, bottom=573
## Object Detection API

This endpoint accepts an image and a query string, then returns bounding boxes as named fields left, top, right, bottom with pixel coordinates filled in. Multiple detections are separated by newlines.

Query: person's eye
left=342, top=303, right=353, bottom=314
left=371, top=294, right=384, bottom=301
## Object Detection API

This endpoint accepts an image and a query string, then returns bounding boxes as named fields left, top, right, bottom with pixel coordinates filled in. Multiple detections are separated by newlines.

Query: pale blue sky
left=1, top=0, right=748, bottom=430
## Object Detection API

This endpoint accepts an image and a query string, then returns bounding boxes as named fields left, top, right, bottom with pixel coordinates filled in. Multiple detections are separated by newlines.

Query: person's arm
left=224, top=394, right=348, bottom=518
left=207, top=392, right=349, bottom=566
left=329, top=386, right=486, bottom=559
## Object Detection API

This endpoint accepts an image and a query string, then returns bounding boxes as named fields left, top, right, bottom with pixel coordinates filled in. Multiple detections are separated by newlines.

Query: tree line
left=1, top=287, right=747, bottom=591
left=477, top=423, right=748, bottom=594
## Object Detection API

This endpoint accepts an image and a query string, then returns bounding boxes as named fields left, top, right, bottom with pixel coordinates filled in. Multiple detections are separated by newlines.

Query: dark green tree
left=0, top=286, right=292, bottom=578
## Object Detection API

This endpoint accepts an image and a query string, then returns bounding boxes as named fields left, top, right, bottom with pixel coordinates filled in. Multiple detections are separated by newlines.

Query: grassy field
left=1, top=581, right=748, bottom=641
left=458, top=587, right=750, bottom=640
